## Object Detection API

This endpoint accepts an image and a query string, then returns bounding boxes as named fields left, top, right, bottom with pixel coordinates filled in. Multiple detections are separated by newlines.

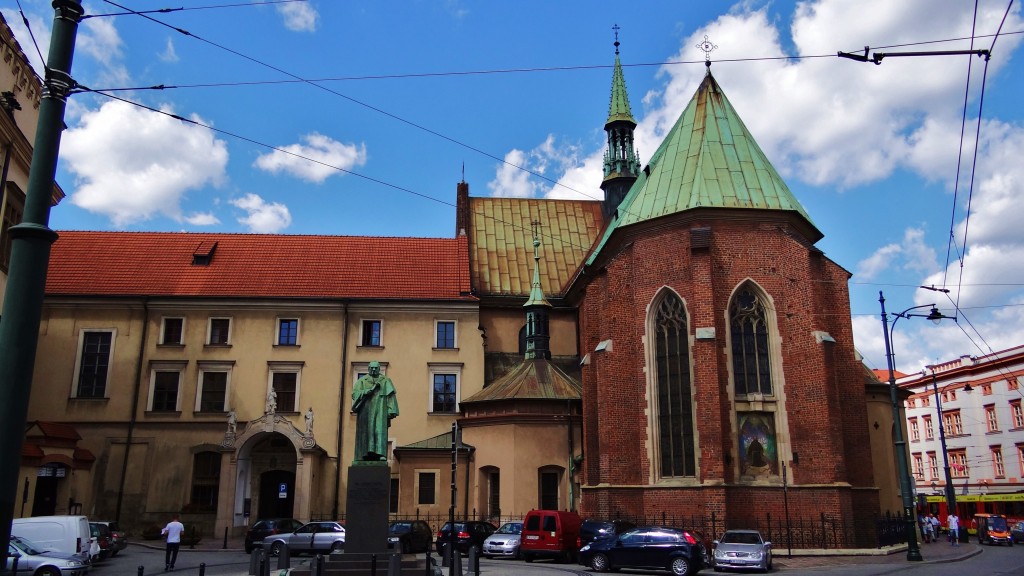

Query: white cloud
left=488, top=135, right=594, bottom=199
left=62, top=100, right=228, bottom=226
left=856, top=228, right=937, bottom=280
left=231, top=193, right=291, bottom=233
left=277, top=2, right=319, bottom=32
left=78, top=16, right=122, bottom=66
left=185, top=212, right=220, bottom=226
left=159, top=38, right=179, bottom=63
left=254, top=133, right=367, bottom=183
left=1, top=8, right=50, bottom=76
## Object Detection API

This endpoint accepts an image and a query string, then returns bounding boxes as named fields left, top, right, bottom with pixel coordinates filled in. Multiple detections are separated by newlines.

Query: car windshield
left=989, top=518, right=1008, bottom=531
left=390, top=523, right=411, bottom=533
left=721, top=532, right=762, bottom=545
left=496, top=523, right=522, bottom=534
left=10, top=536, right=45, bottom=556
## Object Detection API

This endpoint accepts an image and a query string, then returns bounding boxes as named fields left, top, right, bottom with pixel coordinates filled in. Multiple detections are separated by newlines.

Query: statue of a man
left=304, top=407, right=314, bottom=436
left=351, top=361, right=398, bottom=462
left=266, top=388, right=277, bottom=414
left=227, top=410, right=237, bottom=434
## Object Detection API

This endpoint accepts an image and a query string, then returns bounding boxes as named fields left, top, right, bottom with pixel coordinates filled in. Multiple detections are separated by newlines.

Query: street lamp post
left=925, top=366, right=972, bottom=530
left=879, top=291, right=951, bottom=562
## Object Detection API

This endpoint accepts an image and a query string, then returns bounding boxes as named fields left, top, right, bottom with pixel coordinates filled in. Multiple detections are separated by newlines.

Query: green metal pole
left=0, top=0, right=83, bottom=570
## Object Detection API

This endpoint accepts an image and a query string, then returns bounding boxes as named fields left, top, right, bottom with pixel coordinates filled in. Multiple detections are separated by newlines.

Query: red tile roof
left=46, top=232, right=474, bottom=301
left=872, top=369, right=908, bottom=382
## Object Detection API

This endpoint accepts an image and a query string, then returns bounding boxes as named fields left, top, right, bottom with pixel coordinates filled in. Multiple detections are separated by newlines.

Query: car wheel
left=270, top=541, right=284, bottom=557
left=591, top=553, right=611, bottom=572
left=670, top=556, right=692, bottom=576
left=767, top=554, right=773, bottom=571
left=524, top=552, right=533, bottom=563
left=37, top=567, right=60, bottom=576
left=330, top=541, right=344, bottom=553
left=245, top=544, right=253, bottom=554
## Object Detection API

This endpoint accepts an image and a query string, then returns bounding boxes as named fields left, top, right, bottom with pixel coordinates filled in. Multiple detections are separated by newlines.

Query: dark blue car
left=579, top=526, right=708, bottom=576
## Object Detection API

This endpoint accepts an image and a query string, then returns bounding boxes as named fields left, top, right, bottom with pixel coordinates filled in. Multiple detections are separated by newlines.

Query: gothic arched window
left=654, top=292, right=696, bottom=478
left=730, top=286, right=773, bottom=396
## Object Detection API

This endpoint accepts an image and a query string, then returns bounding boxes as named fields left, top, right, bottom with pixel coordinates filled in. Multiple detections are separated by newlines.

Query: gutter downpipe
left=115, top=297, right=148, bottom=523
left=331, top=302, right=349, bottom=519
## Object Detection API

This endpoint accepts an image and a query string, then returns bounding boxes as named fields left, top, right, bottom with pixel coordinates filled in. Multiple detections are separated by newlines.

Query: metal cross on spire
left=613, top=23, right=621, bottom=55
left=696, top=34, right=718, bottom=68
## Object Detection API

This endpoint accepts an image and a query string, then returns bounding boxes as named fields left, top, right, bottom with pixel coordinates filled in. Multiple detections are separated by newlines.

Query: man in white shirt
left=947, top=513, right=960, bottom=546
left=161, top=514, right=185, bottom=570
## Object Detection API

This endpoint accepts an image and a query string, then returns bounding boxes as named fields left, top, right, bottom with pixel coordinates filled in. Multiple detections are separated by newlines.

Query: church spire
left=523, top=221, right=551, bottom=360
left=601, top=24, right=640, bottom=220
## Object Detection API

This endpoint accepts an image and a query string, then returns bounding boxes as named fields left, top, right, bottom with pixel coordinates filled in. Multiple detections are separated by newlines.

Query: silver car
left=263, top=521, right=346, bottom=556
left=712, top=529, right=772, bottom=573
left=6, top=535, right=88, bottom=576
left=482, top=522, right=523, bottom=559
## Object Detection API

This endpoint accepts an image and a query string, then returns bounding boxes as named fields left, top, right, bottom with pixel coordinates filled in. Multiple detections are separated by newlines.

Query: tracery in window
left=730, top=287, right=773, bottom=396
left=653, top=291, right=696, bottom=478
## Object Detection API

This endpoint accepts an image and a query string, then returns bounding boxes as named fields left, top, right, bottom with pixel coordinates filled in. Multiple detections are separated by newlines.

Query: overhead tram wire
left=81, top=87, right=592, bottom=254
left=82, top=0, right=312, bottom=19
left=14, top=0, right=48, bottom=78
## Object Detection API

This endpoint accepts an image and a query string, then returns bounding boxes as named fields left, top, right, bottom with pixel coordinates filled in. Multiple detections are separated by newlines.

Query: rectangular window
left=161, top=317, right=184, bottom=345
left=921, top=396, right=930, bottom=407
left=75, top=330, right=114, bottom=398
left=269, top=363, right=302, bottom=413
left=198, top=371, right=228, bottom=412
left=190, top=452, right=221, bottom=512
left=432, top=374, right=457, bottom=413
left=906, top=398, right=915, bottom=408
left=151, top=370, right=181, bottom=412
left=1009, top=377, right=1020, bottom=391
left=435, top=321, right=456, bottom=349
left=0, top=183, right=25, bottom=272
left=992, top=447, right=1005, bottom=478
left=389, top=478, right=400, bottom=514
left=1011, top=400, right=1023, bottom=429
left=539, top=471, right=560, bottom=510
left=913, top=454, right=924, bottom=480
left=417, top=472, right=436, bottom=505
left=942, top=390, right=956, bottom=403
left=277, top=318, right=298, bottom=346
left=923, top=416, right=934, bottom=440
left=1018, top=445, right=1024, bottom=476
left=927, top=452, right=938, bottom=480
left=208, top=317, right=231, bottom=345
left=488, top=471, right=500, bottom=517
left=981, top=383, right=993, bottom=396
left=909, top=418, right=920, bottom=442
left=944, top=411, right=963, bottom=435
left=985, top=405, right=999, bottom=432
left=950, top=451, right=968, bottom=477
left=361, top=320, right=382, bottom=346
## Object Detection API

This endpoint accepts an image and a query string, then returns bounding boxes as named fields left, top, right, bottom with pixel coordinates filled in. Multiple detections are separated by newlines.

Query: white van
left=11, top=516, right=94, bottom=562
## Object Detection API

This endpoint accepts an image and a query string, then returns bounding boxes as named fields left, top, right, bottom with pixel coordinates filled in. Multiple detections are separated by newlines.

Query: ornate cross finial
left=696, top=34, right=718, bottom=68
left=613, top=24, right=621, bottom=55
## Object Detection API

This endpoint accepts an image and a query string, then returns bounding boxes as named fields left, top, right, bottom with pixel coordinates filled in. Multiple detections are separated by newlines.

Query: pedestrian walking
left=947, top=512, right=960, bottom=546
left=161, top=514, right=185, bottom=570
left=928, top=514, right=940, bottom=543
left=923, top=513, right=935, bottom=543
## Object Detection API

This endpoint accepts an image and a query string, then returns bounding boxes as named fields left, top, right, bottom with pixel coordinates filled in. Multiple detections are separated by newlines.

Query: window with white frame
left=910, top=418, right=920, bottom=442
left=1018, top=444, right=1024, bottom=476
left=1011, top=400, right=1023, bottom=429
left=435, top=320, right=456, bottom=349
left=927, top=452, right=938, bottom=480
left=148, top=361, right=186, bottom=412
left=207, top=317, right=232, bottom=345
left=360, top=319, right=382, bottom=347
left=950, top=451, right=968, bottom=477
left=197, top=362, right=232, bottom=412
left=428, top=363, right=462, bottom=413
left=416, top=471, right=437, bottom=505
left=923, top=415, right=934, bottom=440
left=913, top=454, right=924, bottom=480
left=944, top=411, right=963, bottom=435
left=161, top=317, right=184, bottom=345
left=985, top=405, right=999, bottom=432
left=992, top=446, right=1005, bottom=478
left=73, top=329, right=116, bottom=398
left=277, top=318, right=299, bottom=346
left=269, top=362, right=303, bottom=412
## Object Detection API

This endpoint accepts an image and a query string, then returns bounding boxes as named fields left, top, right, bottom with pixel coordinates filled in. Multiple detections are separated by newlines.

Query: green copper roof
left=523, top=236, right=551, bottom=308
left=398, top=430, right=474, bottom=451
left=606, top=54, right=636, bottom=126
left=588, top=73, right=819, bottom=264
left=460, top=358, right=582, bottom=404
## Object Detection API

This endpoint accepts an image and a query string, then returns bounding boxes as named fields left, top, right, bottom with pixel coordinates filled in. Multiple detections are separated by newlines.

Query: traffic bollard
left=276, top=544, right=290, bottom=570
left=198, top=563, right=206, bottom=576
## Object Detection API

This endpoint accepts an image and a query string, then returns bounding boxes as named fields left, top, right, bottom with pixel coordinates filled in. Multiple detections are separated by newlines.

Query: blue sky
left=3, top=0, right=1024, bottom=376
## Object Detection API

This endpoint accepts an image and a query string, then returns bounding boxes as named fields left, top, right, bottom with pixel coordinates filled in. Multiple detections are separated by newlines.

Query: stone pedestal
left=344, top=463, right=390, bottom=554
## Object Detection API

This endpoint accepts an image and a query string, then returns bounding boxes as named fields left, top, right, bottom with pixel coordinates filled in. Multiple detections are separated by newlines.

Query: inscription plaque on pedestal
left=344, top=463, right=391, bottom=554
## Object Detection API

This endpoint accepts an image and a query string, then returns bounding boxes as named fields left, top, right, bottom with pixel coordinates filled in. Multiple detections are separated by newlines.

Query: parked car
left=387, top=520, right=433, bottom=554
left=244, top=518, right=303, bottom=554
left=88, top=523, right=112, bottom=561
left=520, top=509, right=582, bottom=563
left=579, top=526, right=708, bottom=576
left=974, top=513, right=1013, bottom=546
left=6, top=535, right=89, bottom=576
left=712, top=529, right=772, bottom=573
left=578, top=519, right=637, bottom=548
left=434, top=521, right=497, bottom=555
left=91, top=522, right=126, bottom=556
left=1012, top=521, right=1024, bottom=544
left=482, top=522, right=523, bottom=559
left=11, top=516, right=93, bottom=564
left=262, top=521, right=345, bottom=556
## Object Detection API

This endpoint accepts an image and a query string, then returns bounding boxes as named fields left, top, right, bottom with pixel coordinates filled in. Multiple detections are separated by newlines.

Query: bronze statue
left=351, top=361, right=398, bottom=462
